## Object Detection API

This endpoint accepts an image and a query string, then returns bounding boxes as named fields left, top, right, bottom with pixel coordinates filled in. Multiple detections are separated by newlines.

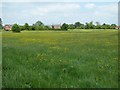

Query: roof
left=5, top=24, right=12, bottom=26
left=52, top=24, right=61, bottom=26
left=52, top=24, right=61, bottom=29
left=115, top=26, right=120, bottom=28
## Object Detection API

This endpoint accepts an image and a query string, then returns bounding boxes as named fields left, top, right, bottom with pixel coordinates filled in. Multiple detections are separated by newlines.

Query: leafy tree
left=95, top=22, right=101, bottom=29
left=102, top=23, right=111, bottom=29
left=68, top=24, right=75, bottom=29
left=19, top=26, right=24, bottom=31
left=44, top=26, right=51, bottom=30
left=24, top=23, right=29, bottom=30
left=61, top=23, right=68, bottom=31
left=79, top=24, right=85, bottom=29
left=31, top=26, right=36, bottom=30
left=85, top=21, right=95, bottom=29
left=0, top=18, right=3, bottom=29
left=34, top=21, right=44, bottom=26
left=74, top=22, right=85, bottom=29
left=29, top=26, right=35, bottom=31
left=74, top=22, right=81, bottom=28
left=95, top=25, right=101, bottom=29
left=35, top=26, right=44, bottom=30
left=111, top=24, right=117, bottom=29
left=12, top=24, right=21, bottom=32
left=96, top=22, right=100, bottom=25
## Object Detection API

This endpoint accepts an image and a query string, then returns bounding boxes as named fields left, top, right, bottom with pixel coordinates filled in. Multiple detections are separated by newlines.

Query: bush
left=12, top=24, right=21, bottom=32
left=61, top=23, right=68, bottom=31
left=19, top=26, right=24, bottom=31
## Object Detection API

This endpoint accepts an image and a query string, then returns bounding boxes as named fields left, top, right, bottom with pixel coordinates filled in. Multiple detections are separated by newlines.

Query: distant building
left=115, top=26, right=120, bottom=29
left=52, top=24, right=61, bottom=29
left=4, top=24, right=12, bottom=31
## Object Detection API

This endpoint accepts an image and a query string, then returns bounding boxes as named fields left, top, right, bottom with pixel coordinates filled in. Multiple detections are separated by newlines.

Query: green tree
left=24, top=23, right=29, bottom=30
left=95, top=22, right=101, bottom=29
left=44, top=26, right=51, bottom=30
left=34, top=21, right=44, bottom=26
left=79, top=24, right=85, bottom=29
left=102, top=23, right=111, bottom=29
left=0, top=18, right=3, bottom=29
left=31, top=26, right=36, bottom=30
left=96, top=22, right=100, bottom=25
left=12, top=24, right=21, bottom=32
left=74, top=22, right=81, bottom=28
left=19, top=26, right=24, bottom=31
left=61, top=23, right=68, bottom=31
left=111, top=24, right=117, bottom=29
left=68, top=24, right=75, bottom=29
left=85, top=21, right=95, bottom=29
left=96, top=25, right=101, bottom=29
left=74, top=22, right=85, bottom=29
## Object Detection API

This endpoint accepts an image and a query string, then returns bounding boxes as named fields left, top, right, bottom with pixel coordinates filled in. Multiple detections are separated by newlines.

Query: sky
left=1, top=0, right=119, bottom=25
left=1, top=0, right=120, bottom=2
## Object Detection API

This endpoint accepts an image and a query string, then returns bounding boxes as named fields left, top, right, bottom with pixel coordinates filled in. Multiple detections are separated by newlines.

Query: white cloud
left=85, top=3, right=96, bottom=9
left=2, top=2, right=118, bottom=25
left=27, top=3, right=81, bottom=16
left=84, top=3, right=117, bottom=18
left=97, top=4, right=118, bottom=14
left=2, top=0, right=119, bottom=2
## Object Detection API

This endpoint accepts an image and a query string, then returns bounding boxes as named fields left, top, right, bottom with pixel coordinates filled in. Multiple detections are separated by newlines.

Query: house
left=115, top=26, right=120, bottom=29
left=52, top=24, right=61, bottom=29
left=4, top=24, right=12, bottom=31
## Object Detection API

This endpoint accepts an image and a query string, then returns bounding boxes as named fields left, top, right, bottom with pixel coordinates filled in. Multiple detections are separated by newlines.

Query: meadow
left=2, top=29, right=118, bottom=88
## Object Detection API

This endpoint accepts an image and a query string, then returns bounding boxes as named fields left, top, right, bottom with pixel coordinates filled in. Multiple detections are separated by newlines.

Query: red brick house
left=4, top=24, right=12, bottom=31
left=52, top=24, right=61, bottom=29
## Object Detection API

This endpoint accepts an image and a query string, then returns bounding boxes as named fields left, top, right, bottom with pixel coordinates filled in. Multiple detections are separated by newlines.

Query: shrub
left=12, top=24, right=21, bottom=32
left=61, top=23, right=68, bottom=31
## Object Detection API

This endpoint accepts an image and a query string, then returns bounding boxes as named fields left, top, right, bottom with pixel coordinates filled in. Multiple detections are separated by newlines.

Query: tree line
left=11, top=21, right=69, bottom=32
left=0, top=18, right=118, bottom=33
left=19, top=21, right=69, bottom=31
left=17, top=21, right=117, bottom=31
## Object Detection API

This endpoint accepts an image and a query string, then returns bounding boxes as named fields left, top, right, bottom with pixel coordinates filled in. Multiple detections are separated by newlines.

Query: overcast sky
left=1, top=0, right=119, bottom=25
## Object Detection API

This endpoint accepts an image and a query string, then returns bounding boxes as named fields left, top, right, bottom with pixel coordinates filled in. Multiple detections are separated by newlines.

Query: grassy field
left=2, top=30, right=118, bottom=88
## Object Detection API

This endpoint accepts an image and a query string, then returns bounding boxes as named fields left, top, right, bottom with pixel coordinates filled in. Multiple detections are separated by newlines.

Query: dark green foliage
left=19, top=26, right=24, bottom=31
left=85, top=21, right=95, bottom=29
left=24, top=23, right=29, bottom=30
left=0, top=18, right=3, bottom=29
left=67, top=21, right=117, bottom=30
left=111, top=24, right=117, bottom=29
left=102, top=23, right=111, bottom=29
left=74, top=22, right=85, bottom=29
left=44, top=26, right=51, bottom=30
left=68, top=24, right=75, bottom=29
left=33, top=21, right=44, bottom=26
left=12, top=21, right=117, bottom=31
left=95, top=25, right=102, bottom=29
left=28, top=26, right=35, bottom=31
left=12, top=24, right=21, bottom=32
left=35, top=26, right=44, bottom=30
left=61, top=23, right=68, bottom=31
left=74, top=22, right=81, bottom=28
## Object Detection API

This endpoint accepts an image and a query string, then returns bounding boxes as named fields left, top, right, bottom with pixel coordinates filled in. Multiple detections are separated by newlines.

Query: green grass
left=2, top=30, right=118, bottom=88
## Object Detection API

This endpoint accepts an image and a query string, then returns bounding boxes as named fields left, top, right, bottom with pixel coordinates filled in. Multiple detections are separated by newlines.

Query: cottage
left=4, top=24, right=12, bottom=31
left=52, top=24, right=61, bottom=29
left=115, top=26, right=120, bottom=29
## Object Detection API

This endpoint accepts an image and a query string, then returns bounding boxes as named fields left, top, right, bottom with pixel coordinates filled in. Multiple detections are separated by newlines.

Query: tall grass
left=2, top=30, right=118, bottom=88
